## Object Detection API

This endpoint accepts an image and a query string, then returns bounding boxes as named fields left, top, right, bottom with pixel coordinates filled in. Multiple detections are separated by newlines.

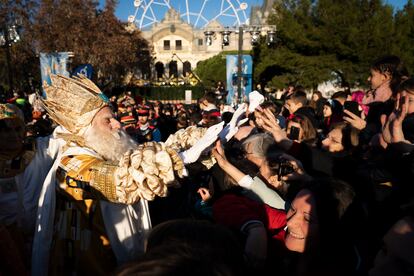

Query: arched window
left=169, top=61, right=178, bottom=78
left=183, top=61, right=191, bottom=76
left=155, top=62, right=164, bottom=79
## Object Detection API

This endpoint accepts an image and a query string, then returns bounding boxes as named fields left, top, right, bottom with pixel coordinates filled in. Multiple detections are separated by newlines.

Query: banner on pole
left=72, top=64, right=93, bottom=79
left=226, top=55, right=253, bottom=107
left=40, top=52, right=71, bottom=97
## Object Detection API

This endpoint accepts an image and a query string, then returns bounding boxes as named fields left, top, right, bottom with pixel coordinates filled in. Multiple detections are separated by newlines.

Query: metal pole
left=237, top=26, right=243, bottom=105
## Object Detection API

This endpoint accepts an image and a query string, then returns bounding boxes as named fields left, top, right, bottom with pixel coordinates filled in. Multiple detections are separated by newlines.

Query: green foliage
left=194, top=53, right=226, bottom=88
left=393, top=0, right=414, bottom=72
left=195, top=51, right=250, bottom=88
left=0, top=0, right=151, bottom=94
left=254, top=0, right=414, bottom=90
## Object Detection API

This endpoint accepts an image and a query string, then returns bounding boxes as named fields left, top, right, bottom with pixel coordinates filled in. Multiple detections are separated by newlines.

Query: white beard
left=83, top=126, right=137, bottom=162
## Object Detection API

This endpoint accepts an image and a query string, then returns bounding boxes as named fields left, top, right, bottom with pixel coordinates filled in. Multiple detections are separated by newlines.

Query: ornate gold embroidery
left=42, top=74, right=108, bottom=136
left=89, top=162, right=118, bottom=202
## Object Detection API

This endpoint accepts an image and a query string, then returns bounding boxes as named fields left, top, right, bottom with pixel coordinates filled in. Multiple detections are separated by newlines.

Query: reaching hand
left=230, top=103, right=247, bottom=128
left=343, top=109, right=366, bottom=130
left=280, top=154, right=311, bottom=182
left=220, top=104, right=247, bottom=142
left=382, top=92, right=409, bottom=144
left=197, top=187, right=212, bottom=202
left=212, top=140, right=227, bottom=167
left=260, top=108, right=288, bottom=143
left=203, top=121, right=225, bottom=142
left=179, top=121, right=225, bottom=164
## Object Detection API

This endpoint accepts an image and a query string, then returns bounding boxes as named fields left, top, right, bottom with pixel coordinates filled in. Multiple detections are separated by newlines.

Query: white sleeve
left=237, top=175, right=254, bottom=188
left=248, top=177, right=285, bottom=210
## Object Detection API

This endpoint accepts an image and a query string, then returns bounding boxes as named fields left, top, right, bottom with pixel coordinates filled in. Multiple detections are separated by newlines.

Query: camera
left=288, top=125, right=300, bottom=141
left=268, top=154, right=295, bottom=181
left=277, top=159, right=295, bottom=178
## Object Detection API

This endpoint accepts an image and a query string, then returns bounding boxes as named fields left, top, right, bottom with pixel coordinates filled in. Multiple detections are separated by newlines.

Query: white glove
left=248, top=91, right=265, bottom=112
left=179, top=121, right=224, bottom=164
left=224, top=118, right=249, bottom=142
left=231, top=103, right=247, bottom=127
left=219, top=103, right=247, bottom=143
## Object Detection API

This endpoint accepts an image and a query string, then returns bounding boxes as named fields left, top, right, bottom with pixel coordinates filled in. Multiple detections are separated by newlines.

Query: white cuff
left=238, top=175, right=254, bottom=188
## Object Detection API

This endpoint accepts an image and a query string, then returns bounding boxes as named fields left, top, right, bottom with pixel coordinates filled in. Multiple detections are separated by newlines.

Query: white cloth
left=31, top=133, right=152, bottom=275
left=100, top=200, right=151, bottom=265
left=248, top=91, right=265, bottom=112
left=0, top=129, right=64, bottom=233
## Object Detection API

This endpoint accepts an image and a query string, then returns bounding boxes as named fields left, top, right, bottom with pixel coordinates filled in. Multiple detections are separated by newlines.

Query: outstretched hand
left=258, top=108, right=293, bottom=152
left=220, top=104, right=248, bottom=142
left=203, top=121, right=225, bottom=142
left=280, top=154, right=311, bottom=182
left=179, top=121, right=224, bottom=164
left=197, top=187, right=212, bottom=202
left=259, top=108, right=287, bottom=142
left=343, top=109, right=366, bottom=130
left=382, top=92, right=410, bottom=144
left=212, top=140, right=227, bottom=167
left=230, top=103, right=247, bottom=128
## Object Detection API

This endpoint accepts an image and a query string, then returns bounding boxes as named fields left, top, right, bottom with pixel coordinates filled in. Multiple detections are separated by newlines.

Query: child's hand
left=212, top=140, right=228, bottom=166
left=197, top=187, right=211, bottom=202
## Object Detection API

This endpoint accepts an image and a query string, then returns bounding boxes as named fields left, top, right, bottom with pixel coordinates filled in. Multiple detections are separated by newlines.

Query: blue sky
left=99, top=0, right=409, bottom=27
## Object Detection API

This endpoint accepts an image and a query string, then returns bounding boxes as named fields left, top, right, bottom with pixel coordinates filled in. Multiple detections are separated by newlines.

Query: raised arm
left=58, top=142, right=185, bottom=204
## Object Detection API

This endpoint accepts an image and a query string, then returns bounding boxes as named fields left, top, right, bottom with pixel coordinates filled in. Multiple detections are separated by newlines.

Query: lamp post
left=204, top=24, right=277, bottom=105
left=237, top=26, right=243, bottom=105
left=0, top=21, right=21, bottom=94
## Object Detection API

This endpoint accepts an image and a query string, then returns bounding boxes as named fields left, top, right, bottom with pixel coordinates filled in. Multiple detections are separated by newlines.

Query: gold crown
left=42, top=74, right=108, bottom=135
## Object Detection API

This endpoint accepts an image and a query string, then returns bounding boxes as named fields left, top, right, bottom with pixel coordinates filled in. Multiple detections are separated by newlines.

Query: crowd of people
left=1, top=55, right=414, bottom=276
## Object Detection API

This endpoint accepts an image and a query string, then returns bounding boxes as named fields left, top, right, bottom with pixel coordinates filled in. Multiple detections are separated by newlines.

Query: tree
left=393, top=0, right=414, bottom=72
left=195, top=53, right=227, bottom=88
left=0, top=0, right=39, bottom=93
left=33, top=0, right=150, bottom=85
left=254, top=0, right=337, bottom=89
left=253, top=0, right=399, bottom=90
left=0, top=0, right=151, bottom=93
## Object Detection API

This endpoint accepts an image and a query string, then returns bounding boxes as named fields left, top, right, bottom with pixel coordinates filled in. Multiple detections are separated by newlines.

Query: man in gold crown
left=31, top=74, right=224, bottom=275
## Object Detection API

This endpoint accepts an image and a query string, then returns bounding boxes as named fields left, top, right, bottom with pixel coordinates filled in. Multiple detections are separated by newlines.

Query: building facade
left=141, top=8, right=253, bottom=80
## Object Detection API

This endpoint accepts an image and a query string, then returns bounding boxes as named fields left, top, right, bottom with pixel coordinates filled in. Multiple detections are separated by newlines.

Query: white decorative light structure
left=267, top=30, right=277, bottom=45
left=204, top=31, right=214, bottom=46
left=221, top=30, right=232, bottom=46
